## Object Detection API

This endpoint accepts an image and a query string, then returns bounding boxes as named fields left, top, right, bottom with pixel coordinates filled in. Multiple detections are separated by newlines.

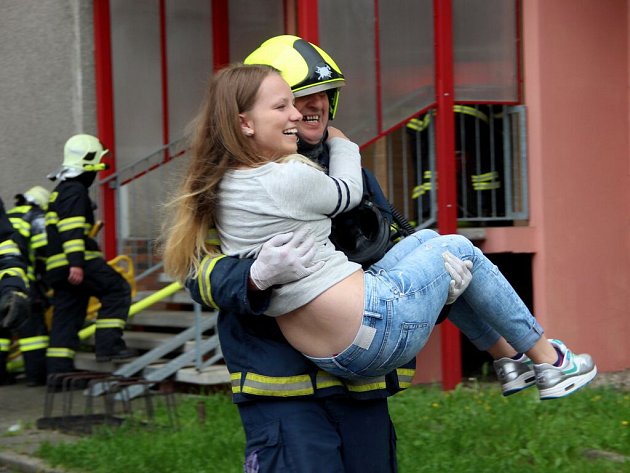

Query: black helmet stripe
left=293, top=39, right=343, bottom=91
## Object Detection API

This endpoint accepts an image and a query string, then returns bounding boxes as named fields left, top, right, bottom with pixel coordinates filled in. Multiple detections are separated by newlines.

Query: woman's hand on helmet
left=250, top=229, right=325, bottom=290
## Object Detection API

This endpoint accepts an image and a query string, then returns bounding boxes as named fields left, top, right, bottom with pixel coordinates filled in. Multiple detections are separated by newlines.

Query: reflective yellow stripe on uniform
left=31, top=233, right=47, bottom=249
left=453, top=105, right=489, bottom=123
left=233, top=370, right=399, bottom=396
left=9, top=218, right=30, bottom=238
left=58, top=216, right=87, bottom=233
left=46, top=253, right=68, bottom=271
left=0, top=338, right=10, bottom=352
left=95, top=318, right=127, bottom=330
left=344, top=376, right=388, bottom=393
left=45, top=212, right=59, bottom=227
left=0, top=267, right=28, bottom=284
left=230, top=372, right=242, bottom=394
left=205, top=228, right=221, bottom=247
left=412, top=171, right=434, bottom=199
left=241, top=372, right=314, bottom=397
left=406, top=113, right=432, bottom=132
left=198, top=254, right=226, bottom=310
left=86, top=250, right=103, bottom=260
left=315, top=370, right=344, bottom=390
left=407, top=105, right=490, bottom=133
left=46, top=347, right=75, bottom=359
left=18, top=335, right=49, bottom=352
left=46, top=250, right=102, bottom=271
left=63, top=239, right=85, bottom=254
left=0, top=239, right=21, bottom=257
left=9, top=205, right=31, bottom=214
left=471, top=171, right=501, bottom=191
left=396, top=367, right=416, bottom=388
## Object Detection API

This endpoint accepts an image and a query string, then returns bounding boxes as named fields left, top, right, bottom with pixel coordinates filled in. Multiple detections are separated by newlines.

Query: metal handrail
left=100, top=137, right=189, bottom=189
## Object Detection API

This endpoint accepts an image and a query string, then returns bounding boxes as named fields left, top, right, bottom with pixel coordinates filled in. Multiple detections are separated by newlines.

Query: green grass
left=392, top=382, right=630, bottom=472
left=37, top=383, right=630, bottom=473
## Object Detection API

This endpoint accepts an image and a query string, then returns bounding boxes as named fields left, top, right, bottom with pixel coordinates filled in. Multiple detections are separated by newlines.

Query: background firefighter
left=7, top=186, right=52, bottom=386
left=45, top=134, right=135, bottom=380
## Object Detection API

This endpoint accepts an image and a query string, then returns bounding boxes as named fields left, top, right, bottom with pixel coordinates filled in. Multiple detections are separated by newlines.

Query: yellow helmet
left=48, top=134, right=110, bottom=181
left=17, top=186, right=51, bottom=210
left=244, top=35, right=345, bottom=119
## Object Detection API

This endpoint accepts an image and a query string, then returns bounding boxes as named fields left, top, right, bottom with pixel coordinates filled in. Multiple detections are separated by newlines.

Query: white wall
left=0, top=0, right=96, bottom=203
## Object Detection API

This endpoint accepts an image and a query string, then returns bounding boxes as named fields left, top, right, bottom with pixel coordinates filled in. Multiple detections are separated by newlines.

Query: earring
left=244, top=129, right=254, bottom=136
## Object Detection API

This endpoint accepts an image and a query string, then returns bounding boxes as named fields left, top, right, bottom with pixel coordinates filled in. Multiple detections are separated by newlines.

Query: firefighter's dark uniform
left=8, top=202, right=49, bottom=385
left=0, top=198, right=29, bottom=384
left=45, top=177, right=131, bottom=375
left=186, top=138, right=415, bottom=473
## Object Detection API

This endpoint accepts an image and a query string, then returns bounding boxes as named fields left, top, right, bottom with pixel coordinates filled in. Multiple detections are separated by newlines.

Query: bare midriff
left=276, top=270, right=365, bottom=358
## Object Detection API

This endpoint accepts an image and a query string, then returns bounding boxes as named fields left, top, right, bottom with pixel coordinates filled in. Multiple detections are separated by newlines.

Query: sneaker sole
left=538, top=365, right=598, bottom=400
left=502, top=371, right=536, bottom=396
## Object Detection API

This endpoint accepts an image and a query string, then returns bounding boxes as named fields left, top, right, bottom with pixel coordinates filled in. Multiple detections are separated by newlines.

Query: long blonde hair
left=161, top=63, right=279, bottom=281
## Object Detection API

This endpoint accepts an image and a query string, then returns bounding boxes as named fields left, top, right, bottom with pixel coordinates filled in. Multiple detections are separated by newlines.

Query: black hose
left=389, top=203, right=416, bottom=237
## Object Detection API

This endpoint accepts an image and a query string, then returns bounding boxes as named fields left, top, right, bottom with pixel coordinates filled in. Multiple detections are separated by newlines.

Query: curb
left=0, top=451, right=68, bottom=473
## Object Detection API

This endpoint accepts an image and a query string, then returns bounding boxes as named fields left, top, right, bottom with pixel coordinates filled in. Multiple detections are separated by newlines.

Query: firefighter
left=179, top=36, right=470, bottom=472
left=0, top=197, right=30, bottom=385
left=8, top=186, right=51, bottom=386
left=45, top=134, right=135, bottom=379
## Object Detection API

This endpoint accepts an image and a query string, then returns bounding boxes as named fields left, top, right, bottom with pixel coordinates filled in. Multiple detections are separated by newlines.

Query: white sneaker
left=534, top=339, right=597, bottom=400
left=493, top=354, right=536, bottom=396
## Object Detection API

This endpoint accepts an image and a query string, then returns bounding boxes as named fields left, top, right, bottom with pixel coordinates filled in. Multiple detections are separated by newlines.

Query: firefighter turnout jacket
left=8, top=204, right=47, bottom=284
left=45, top=180, right=102, bottom=280
left=0, top=198, right=29, bottom=383
left=8, top=203, right=50, bottom=385
left=0, top=198, right=28, bottom=294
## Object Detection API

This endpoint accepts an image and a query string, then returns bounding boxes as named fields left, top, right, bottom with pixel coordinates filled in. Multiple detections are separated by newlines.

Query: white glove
left=443, top=251, right=473, bottom=305
left=250, top=229, right=325, bottom=290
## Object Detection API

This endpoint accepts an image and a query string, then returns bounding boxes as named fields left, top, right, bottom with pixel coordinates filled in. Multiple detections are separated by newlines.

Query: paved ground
left=0, top=380, right=79, bottom=472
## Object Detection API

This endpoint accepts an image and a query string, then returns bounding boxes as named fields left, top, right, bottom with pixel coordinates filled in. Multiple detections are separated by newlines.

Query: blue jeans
left=306, top=230, right=544, bottom=380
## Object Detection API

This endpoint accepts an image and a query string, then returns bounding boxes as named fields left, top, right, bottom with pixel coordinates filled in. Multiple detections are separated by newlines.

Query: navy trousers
left=238, top=396, right=398, bottom=473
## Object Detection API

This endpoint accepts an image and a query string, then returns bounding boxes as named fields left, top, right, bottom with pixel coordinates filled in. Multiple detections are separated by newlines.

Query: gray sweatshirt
left=216, top=137, right=363, bottom=317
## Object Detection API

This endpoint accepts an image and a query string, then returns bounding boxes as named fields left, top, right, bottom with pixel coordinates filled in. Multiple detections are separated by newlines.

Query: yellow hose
left=78, top=281, right=184, bottom=340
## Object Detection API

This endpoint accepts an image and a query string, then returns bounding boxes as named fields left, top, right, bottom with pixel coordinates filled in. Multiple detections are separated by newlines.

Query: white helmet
left=16, top=186, right=51, bottom=210
left=48, top=134, right=109, bottom=181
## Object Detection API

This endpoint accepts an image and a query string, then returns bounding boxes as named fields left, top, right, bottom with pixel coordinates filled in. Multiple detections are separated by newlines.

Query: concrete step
left=128, top=310, right=216, bottom=329
left=83, top=328, right=215, bottom=352
left=74, top=351, right=137, bottom=373
left=176, top=365, right=230, bottom=385
left=144, top=363, right=230, bottom=385
left=76, top=354, right=230, bottom=386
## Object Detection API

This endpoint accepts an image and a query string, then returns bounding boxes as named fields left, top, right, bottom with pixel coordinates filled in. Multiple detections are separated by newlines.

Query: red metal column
left=297, top=0, right=318, bottom=43
left=212, top=0, right=229, bottom=71
left=433, top=0, right=461, bottom=390
left=93, top=0, right=117, bottom=259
